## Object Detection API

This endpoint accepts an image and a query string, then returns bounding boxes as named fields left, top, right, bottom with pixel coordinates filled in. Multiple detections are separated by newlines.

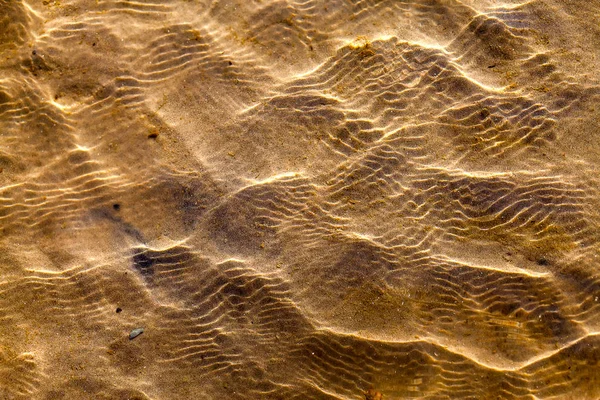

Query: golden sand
left=1, top=0, right=600, bottom=399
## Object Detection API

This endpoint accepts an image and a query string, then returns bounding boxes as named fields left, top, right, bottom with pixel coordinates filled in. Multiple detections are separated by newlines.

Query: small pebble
left=129, top=328, right=144, bottom=340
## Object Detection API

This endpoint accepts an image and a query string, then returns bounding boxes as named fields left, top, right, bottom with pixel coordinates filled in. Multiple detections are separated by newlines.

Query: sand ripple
left=1, top=0, right=600, bottom=398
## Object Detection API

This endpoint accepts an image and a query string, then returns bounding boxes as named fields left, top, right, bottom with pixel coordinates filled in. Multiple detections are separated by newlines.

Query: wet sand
left=1, top=0, right=600, bottom=399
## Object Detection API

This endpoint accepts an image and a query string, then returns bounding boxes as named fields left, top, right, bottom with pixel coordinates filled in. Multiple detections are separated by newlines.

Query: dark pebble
left=537, top=258, right=549, bottom=266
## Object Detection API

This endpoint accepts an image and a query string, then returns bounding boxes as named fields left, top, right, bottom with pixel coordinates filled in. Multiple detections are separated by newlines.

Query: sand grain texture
left=1, top=0, right=600, bottom=399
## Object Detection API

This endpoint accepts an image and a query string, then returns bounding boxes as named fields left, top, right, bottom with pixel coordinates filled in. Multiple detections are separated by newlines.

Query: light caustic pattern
left=1, top=0, right=600, bottom=399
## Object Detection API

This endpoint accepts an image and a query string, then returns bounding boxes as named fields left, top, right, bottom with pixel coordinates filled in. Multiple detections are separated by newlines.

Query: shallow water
left=1, top=0, right=600, bottom=399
